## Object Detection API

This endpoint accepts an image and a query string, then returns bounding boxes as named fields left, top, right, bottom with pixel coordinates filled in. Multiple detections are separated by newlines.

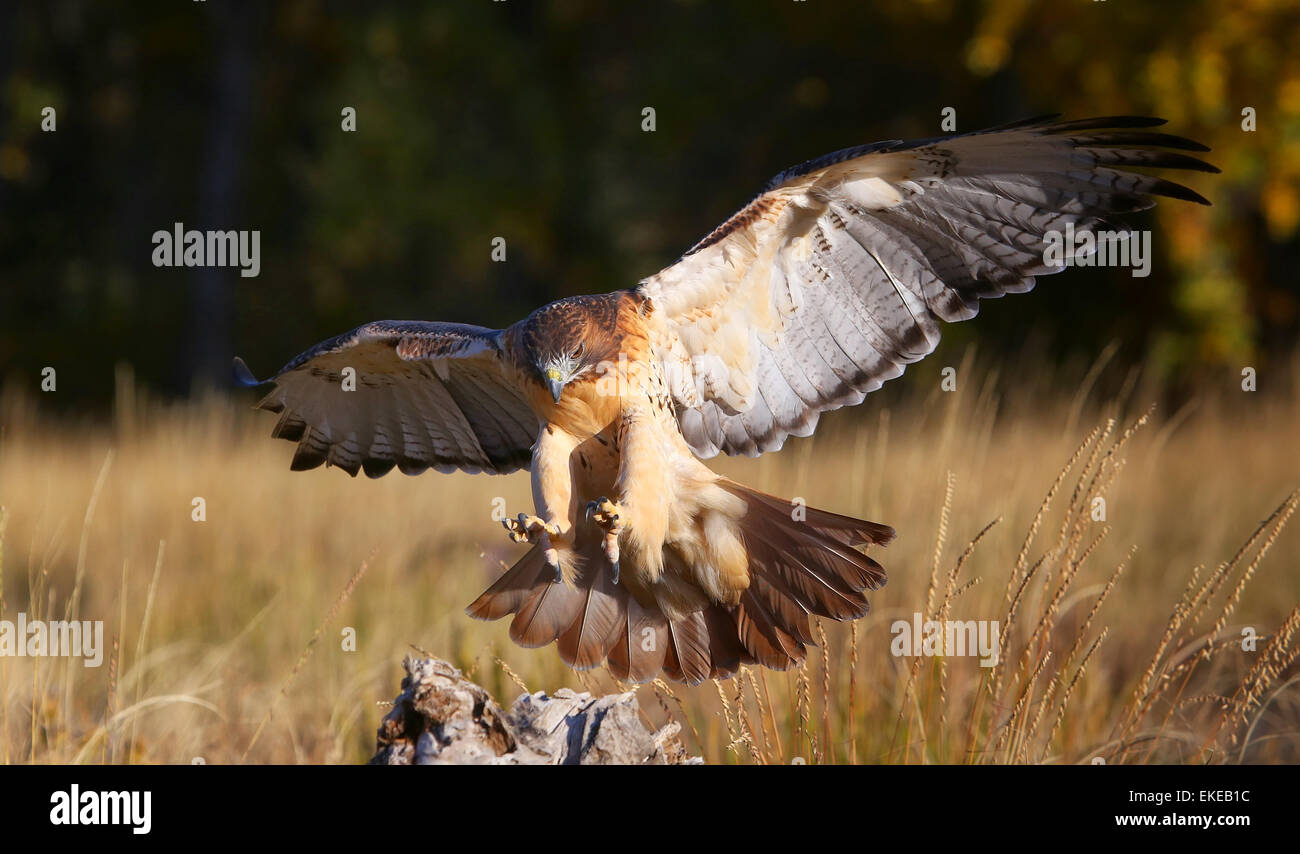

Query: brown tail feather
left=469, top=537, right=631, bottom=668
left=701, top=607, right=748, bottom=680
left=727, top=482, right=895, bottom=547
left=509, top=576, right=586, bottom=649
left=557, top=566, right=625, bottom=669
left=742, top=564, right=816, bottom=645
left=465, top=480, right=892, bottom=684
left=726, top=480, right=890, bottom=669
left=746, top=529, right=871, bottom=620
left=465, top=546, right=552, bottom=621
left=737, top=487, right=888, bottom=594
left=737, top=583, right=807, bottom=669
left=607, top=597, right=669, bottom=683
left=606, top=623, right=633, bottom=680
left=664, top=611, right=713, bottom=685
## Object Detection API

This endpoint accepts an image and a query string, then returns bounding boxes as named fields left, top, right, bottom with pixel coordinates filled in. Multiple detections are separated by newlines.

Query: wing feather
left=237, top=320, right=538, bottom=476
left=637, top=117, right=1216, bottom=457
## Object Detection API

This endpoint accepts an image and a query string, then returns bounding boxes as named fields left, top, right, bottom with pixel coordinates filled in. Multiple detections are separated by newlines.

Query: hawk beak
left=546, top=369, right=565, bottom=403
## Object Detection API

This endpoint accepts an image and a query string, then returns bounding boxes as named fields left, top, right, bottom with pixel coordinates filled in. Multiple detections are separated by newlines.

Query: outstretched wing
left=236, top=320, right=538, bottom=476
left=637, top=116, right=1217, bottom=458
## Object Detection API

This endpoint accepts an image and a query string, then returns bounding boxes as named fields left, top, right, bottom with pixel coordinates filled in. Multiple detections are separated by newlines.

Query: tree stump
left=370, top=656, right=701, bottom=765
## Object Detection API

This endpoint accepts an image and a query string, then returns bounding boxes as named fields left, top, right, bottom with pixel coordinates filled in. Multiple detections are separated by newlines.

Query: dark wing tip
left=982, top=113, right=1062, bottom=133
left=232, top=356, right=264, bottom=387
left=1150, top=178, right=1213, bottom=205
left=1043, top=115, right=1169, bottom=133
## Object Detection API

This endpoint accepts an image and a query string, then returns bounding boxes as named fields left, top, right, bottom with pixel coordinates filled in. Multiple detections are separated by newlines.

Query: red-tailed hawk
left=235, top=116, right=1214, bottom=685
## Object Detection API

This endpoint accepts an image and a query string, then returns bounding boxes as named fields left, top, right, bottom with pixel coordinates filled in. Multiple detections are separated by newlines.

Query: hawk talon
left=501, top=518, right=529, bottom=544
left=502, top=513, right=559, bottom=544
left=584, top=497, right=623, bottom=583
left=503, top=514, right=564, bottom=584
left=585, top=497, right=621, bottom=529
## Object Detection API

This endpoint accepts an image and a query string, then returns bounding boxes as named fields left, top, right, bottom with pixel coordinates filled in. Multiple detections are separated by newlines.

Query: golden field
left=1, top=348, right=1298, bottom=765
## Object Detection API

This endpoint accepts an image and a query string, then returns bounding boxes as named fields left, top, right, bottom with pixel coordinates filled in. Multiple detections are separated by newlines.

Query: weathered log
left=370, top=656, right=701, bottom=765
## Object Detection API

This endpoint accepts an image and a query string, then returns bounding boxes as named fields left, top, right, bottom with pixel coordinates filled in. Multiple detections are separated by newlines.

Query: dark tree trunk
left=189, top=0, right=255, bottom=392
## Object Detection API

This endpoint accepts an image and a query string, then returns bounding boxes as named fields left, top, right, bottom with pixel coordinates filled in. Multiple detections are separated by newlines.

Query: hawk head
left=538, top=341, right=590, bottom=402
left=515, top=294, right=627, bottom=403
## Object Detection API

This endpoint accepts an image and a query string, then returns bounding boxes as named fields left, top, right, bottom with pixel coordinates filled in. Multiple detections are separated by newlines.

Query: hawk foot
left=584, top=498, right=622, bottom=531
left=585, top=497, right=623, bottom=585
left=502, top=513, right=559, bottom=544
left=502, top=513, right=563, bottom=583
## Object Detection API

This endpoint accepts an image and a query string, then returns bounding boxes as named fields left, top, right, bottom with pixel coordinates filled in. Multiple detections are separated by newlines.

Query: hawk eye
left=570, top=343, right=585, bottom=360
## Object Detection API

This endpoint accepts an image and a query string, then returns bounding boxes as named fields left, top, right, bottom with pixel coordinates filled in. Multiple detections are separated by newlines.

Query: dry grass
left=1, top=349, right=1298, bottom=764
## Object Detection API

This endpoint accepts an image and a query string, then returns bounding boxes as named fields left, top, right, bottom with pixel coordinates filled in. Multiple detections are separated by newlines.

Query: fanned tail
left=721, top=479, right=892, bottom=670
left=466, top=480, right=893, bottom=685
left=468, top=536, right=627, bottom=668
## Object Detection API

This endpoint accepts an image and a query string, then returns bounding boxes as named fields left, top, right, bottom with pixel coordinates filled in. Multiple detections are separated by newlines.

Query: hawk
left=235, top=116, right=1214, bottom=685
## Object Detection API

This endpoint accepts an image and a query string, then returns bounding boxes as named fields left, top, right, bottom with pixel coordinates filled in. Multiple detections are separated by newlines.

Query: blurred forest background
left=1, top=0, right=1298, bottom=406
left=3, top=1, right=1300, bottom=766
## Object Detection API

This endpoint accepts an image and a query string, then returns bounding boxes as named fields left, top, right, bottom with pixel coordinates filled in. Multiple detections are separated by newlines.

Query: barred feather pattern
left=240, top=321, right=538, bottom=476
left=639, top=116, right=1217, bottom=458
